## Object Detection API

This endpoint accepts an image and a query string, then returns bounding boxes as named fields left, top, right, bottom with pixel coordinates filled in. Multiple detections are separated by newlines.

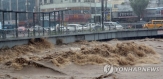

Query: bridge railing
left=0, top=26, right=163, bottom=40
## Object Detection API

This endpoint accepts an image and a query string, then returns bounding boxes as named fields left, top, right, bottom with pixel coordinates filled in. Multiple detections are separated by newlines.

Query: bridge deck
left=0, top=29, right=163, bottom=48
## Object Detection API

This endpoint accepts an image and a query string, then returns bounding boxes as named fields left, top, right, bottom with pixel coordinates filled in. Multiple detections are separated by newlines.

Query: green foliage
left=129, top=0, right=149, bottom=20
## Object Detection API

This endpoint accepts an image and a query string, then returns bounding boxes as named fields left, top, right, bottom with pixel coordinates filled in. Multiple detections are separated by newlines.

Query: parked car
left=18, top=26, right=26, bottom=33
left=85, top=23, right=96, bottom=30
left=104, top=22, right=123, bottom=30
left=29, top=25, right=47, bottom=32
left=92, top=24, right=108, bottom=31
left=66, top=24, right=82, bottom=31
left=44, top=26, right=56, bottom=31
left=78, top=24, right=89, bottom=31
left=60, top=26, right=66, bottom=31
left=121, top=21, right=147, bottom=29
left=93, top=24, right=102, bottom=31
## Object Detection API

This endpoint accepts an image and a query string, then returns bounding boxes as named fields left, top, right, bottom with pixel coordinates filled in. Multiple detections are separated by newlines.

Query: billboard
left=65, top=14, right=91, bottom=22
left=40, top=14, right=91, bottom=22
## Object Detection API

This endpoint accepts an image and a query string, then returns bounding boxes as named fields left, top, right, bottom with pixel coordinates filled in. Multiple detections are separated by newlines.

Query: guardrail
left=0, top=27, right=163, bottom=48
left=0, top=26, right=163, bottom=40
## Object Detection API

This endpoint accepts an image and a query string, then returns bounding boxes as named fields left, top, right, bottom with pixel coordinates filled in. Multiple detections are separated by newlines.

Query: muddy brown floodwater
left=0, top=38, right=163, bottom=79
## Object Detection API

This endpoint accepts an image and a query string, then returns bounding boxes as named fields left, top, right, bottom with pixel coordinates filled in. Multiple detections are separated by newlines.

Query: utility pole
left=101, top=0, right=104, bottom=30
left=105, top=0, right=107, bottom=21
left=25, top=0, right=30, bottom=27
left=17, top=0, right=19, bottom=21
left=9, top=0, right=12, bottom=20
left=26, top=0, right=28, bottom=22
left=90, top=0, right=92, bottom=22
left=38, top=0, right=41, bottom=25
left=109, top=0, right=112, bottom=21
left=0, top=0, right=3, bottom=22
left=26, top=0, right=28, bottom=27
left=95, top=0, right=97, bottom=17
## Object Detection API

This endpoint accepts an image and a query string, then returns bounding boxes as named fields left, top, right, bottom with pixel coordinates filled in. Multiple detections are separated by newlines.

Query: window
left=44, top=0, right=47, bottom=4
left=114, top=4, right=118, bottom=8
left=50, top=0, right=53, bottom=3
left=40, top=0, right=42, bottom=3
left=84, top=0, right=95, bottom=2
left=153, top=21, right=163, bottom=24
left=72, top=0, right=77, bottom=2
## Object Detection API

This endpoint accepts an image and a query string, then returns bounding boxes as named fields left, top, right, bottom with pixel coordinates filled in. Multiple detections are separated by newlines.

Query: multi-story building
left=40, top=0, right=105, bottom=23
left=148, top=0, right=160, bottom=8
left=0, top=0, right=39, bottom=25
left=109, top=0, right=126, bottom=12
left=111, top=0, right=163, bottom=22
left=40, top=0, right=130, bottom=23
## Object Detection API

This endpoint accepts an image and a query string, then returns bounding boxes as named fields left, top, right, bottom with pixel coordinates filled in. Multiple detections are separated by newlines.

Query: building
left=40, top=0, right=104, bottom=23
left=40, top=0, right=121, bottom=23
left=109, top=0, right=126, bottom=12
left=0, top=0, right=39, bottom=25
left=111, top=0, right=163, bottom=22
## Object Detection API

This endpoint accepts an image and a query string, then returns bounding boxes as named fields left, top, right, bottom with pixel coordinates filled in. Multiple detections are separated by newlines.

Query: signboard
left=68, top=14, right=91, bottom=22
left=157, top=30, right=163, bottom=35
left=40, top=14, right=91, bottom=22
left=107, top=14, right=110, bottom=20
left=118, top=12, right=133, bottom=17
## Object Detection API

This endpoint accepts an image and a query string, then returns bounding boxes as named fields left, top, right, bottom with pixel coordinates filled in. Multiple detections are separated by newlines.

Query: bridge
left=0, top=9, right=163, bottom=48
left=0, top=28, right=163, bottom=48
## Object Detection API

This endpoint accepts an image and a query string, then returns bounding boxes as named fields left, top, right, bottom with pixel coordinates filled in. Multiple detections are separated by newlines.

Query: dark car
left=133, top=21, right=147, bottom=29
left=120, top=21, right=147, bottom=29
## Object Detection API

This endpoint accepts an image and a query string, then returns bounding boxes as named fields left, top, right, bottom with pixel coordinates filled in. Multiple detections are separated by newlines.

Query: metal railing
left=0, top=25, right=163, bottom=40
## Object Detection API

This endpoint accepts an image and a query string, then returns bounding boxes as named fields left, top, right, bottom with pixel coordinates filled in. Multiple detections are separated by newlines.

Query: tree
left=129, top=0, right=149, bottom=21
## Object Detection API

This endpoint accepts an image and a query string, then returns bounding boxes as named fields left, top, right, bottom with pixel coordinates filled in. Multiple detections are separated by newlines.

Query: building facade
left=109, top=0, right=125, bottom=12
left=111, top=0, right=163, bottom=22
left=0, top=0, right=39, bottom=25
left=40, top=0, right=105, bottom=23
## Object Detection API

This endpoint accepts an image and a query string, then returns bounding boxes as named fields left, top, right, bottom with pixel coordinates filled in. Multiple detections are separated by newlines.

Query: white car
left=59, top=26, right=66, bottom=31
left=44, top=26, right=55, bottom=31
left=66, top=24, right=82, bottom=31
left=104, top=22, right=123, bottom=30
left=85, top=23, right=96, bottom=30
left=93, top=24, right=108, bottom=31
left=78, top=25, right=89, bottom=31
